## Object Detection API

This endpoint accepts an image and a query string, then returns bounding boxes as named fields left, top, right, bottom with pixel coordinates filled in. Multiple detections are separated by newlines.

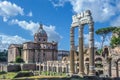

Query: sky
left=0, top=0, right=120, bottom=51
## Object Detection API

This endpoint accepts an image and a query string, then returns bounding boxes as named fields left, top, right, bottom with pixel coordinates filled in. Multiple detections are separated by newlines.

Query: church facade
left=8, top=24, right=58, bottom=63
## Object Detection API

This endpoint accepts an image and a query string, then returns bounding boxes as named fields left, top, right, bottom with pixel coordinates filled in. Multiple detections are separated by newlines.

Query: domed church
left=8, top=24, right=58, bottom=63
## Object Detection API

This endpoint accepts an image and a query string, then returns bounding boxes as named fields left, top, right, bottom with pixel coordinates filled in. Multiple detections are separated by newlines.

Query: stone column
left=75, top=62, right=77, bottom=74
left=43, top=64, right=45, bottom=72
left=115, top=61, right=119, bottom=77
left=89, top=23, right=95, bottom=76
left=66, top=63, right=68, bottom=73
left=70, top=27, right=75, bottom=75
left=47, top=63, right=49, bottom=75
left=78, top=26, right=84, bottom=76
left=57, top=63, right=59, bottom=73
left=39, top=63, right=41, bottom=75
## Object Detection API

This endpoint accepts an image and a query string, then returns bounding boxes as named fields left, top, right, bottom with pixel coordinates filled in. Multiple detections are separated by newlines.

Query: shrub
left=15, top=56, right=24, bottom=63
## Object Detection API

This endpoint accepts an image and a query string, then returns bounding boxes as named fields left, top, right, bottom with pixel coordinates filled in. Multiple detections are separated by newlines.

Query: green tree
left=15, top=56, right=24, bottom=63
left=0, top=50, right=8, bottom=62
left=110, top=27, right=120, bottom=47
left=113, top=27, right=120, bottom=36
left=95, top=27, right=116, bottom=49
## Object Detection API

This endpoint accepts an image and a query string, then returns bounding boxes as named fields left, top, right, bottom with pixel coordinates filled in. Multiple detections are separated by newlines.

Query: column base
left=89, top=72, right=95, bottom=76
left=78, top=72, right=84, bottom=77
left=69, top=71, right=74, bottom=76
left=89, top=70, right=95, bottom=76
left=89, top=66, right=95, bottom=76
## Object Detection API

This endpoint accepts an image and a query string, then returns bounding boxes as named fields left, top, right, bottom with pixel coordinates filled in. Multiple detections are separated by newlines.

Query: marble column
left=47, top=64, right=49, bottom=75
left=75, top=62, right=77, bottom=74
left=66, top=63, right=68, bottom=73
left=70, top=27, right=75, bottom=75
left=89, top=23, right=95, bottom=76
left=78, top=26, right=84, bottom=76
left=39, top=63, right=41, bottom=75
left=57, top=64, right=59, bottom=73
left=43, top=65, right=45, bottom=72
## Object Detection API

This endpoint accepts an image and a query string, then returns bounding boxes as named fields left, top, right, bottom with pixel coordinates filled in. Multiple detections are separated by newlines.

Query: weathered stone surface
left=70, top=10, right=95, bottom=76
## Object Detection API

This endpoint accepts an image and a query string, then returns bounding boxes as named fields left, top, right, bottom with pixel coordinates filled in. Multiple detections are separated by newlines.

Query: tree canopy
left=95, top=27, right=116, bottom=49
left=15, top=56, right=24, bottom=63
left=110, top=27, right=120, bottom=47
left=0, top=50, right=8, bottom=62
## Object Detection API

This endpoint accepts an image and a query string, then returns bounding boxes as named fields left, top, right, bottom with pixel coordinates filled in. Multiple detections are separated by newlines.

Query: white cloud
left=0, top=1, right=24, bottom=21
left=11, top=19, right=38, bottom=34
left=84, top=34, right=89, bottom=44
left=27, top=11, right=32, bottom=17
left=50, top=0, right=120, bottom=22
left=49, top=0, right=68, bottom=7
left=111, top=15, right=120, bottom=27
left=84, top=34, right=101, bottom=48
left=95, top=41, right=101, bottom=49
left=43, top=25, right=63, bottom=42
left=10, top=19, right=62, bottom=42
left=0, top=34, right=28, bottom=50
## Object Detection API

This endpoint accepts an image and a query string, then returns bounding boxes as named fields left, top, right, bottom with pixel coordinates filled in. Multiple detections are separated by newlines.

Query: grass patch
left=0, top=72, right=17, bottom=79
left=40, top=71, right=66, bottom=77
left=0, top=71, right=6, bottom=75
left=0, top=71, right=67, bottom=79
left=14, top=75, right=66, bottom=80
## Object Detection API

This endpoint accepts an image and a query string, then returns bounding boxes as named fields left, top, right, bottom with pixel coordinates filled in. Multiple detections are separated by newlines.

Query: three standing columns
left=70, top=27, right=75, bottom=75
left=70, top=23, right=95, bottom=76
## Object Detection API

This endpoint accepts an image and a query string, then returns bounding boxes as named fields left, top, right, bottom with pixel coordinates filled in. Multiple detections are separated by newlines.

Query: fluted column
left=89, top=23, right=95, bottom=76
left=70, top=27, right=75, bottom=75
left=78, top=26, right=84, bottom=76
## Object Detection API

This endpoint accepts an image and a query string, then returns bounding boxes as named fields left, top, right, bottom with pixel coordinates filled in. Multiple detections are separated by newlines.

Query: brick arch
left=85, top=57, right=89, bottom=61
left=95, top=57, right=102, bottom=61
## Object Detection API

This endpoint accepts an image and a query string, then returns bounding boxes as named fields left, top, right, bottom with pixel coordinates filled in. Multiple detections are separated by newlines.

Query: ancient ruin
left=70, top=10, right=95, bottom=76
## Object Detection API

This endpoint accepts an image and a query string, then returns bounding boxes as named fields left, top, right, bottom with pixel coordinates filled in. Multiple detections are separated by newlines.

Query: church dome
left=34, top=24, right=48, bottom=42
left=37, top=24, right=47, bottom=37
left=34, top=24, right=48, bottom=43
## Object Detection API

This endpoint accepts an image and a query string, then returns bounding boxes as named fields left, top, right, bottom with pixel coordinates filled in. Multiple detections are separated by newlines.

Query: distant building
left=8, top=44, right=23, bottom=62
left=57, top=50, right=69, bottom=60
left=8, top=24, right=58, bottom=63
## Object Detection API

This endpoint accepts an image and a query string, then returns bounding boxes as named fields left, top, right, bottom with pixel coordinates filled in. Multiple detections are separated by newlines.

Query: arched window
left=85, top=58, right=89, bottom=61
left=95, top=57, right=102, bottom=61
left=43, top=53, right=45, bottom=56
left=43, top=39, right=46, bottom=41
left=39, top=38, right=41, bottom=41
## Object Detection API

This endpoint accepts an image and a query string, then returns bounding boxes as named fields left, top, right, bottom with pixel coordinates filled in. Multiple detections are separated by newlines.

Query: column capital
left=88, top=22, right=94, bottom=27
left=79, top=24, right=84, bottom=29
left=71, top=26, right=75, bottom=29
